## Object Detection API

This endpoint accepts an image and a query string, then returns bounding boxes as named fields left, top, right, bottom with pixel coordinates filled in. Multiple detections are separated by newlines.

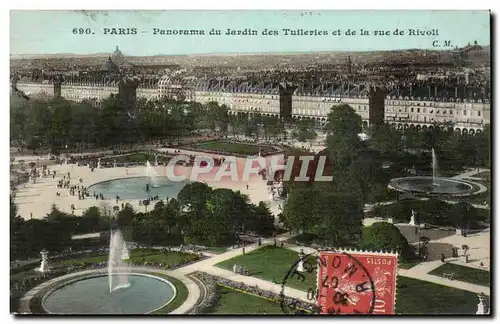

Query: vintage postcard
left=10, top=10, right=491, bottom=316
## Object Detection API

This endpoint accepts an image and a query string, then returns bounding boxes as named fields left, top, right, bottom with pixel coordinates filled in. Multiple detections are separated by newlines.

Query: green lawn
left=203, top=285, right=283, bottom=314
left=215, top=246, right=480, bottom=314
left=192, top=141, right=276, bottom=155
left=151, top=273, right=189, bottom=314
left=429, top=263, right=490, bottom=287
left=396, top=277, right=478, bottom=314
left=56, top=249, right=199, bottom=269
left=216, top=246, right=315, bottom=291
left=398, top=259, right=422, bottom=269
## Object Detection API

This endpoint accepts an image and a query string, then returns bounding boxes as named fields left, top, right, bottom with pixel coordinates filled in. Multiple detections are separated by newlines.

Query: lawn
left=216, top=246, right=480, bottom=314
left=192, top=141, right=276, bottom=155
left=398, top=259, right=422, bottom=269
left=216, top=246, right=315, bottom=291
left=396, top=277, right=478, bottom=314
left=458, top=180, right=491, bottom=206
left=151, top=273, right=189, bottom=314
left=55, top=249, right=199, bottom=269
left=203, top=285, right=283, bottom=314
left=475, top=171, right=490, bottom=181
left=429, top=263, right=490, bottom=287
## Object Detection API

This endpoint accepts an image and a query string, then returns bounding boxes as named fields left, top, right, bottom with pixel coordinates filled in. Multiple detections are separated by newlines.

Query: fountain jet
left=432, top=148, right=439, bottom=186
left=146, top=161, right=161, bottom=187
left=108, top=229, right=130, bottom=293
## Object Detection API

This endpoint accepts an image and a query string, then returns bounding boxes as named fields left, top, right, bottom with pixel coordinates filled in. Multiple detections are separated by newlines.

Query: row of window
left=389, top=106, right=482, bottom=117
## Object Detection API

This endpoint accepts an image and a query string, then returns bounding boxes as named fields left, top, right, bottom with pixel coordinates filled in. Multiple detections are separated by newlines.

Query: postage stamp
left=279, top=248, right=398, bottom=315
left=316, top=250, right=398, bottom=315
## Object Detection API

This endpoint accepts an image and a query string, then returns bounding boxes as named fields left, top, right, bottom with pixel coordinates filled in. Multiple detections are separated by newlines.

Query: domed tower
left=111, top=45, right=125, bottom=67
left=102, top=56, right=119, bottom=74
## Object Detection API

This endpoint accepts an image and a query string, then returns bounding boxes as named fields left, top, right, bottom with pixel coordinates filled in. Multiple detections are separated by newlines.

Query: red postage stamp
left=316, top=250, right=398, bottom=315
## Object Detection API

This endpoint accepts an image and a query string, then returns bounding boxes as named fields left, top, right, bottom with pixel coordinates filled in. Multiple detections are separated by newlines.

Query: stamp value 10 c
left=316, top=251, right=398, bottom=315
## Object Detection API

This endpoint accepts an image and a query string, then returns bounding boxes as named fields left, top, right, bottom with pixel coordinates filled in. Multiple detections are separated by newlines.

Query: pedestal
left=121, top=245, right=130, bottom=260
left=39, top=260, right=49, bottom=272
left=387, top=218, right=393, bottom=224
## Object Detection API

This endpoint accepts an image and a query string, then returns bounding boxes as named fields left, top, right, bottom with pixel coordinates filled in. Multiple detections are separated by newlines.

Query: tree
left=282, top=183, right=319, bottom=233
left=117, top=203, right=136, bottom=228
left=249, top=202, right=276, bottom=237
left=262, top=115, right=284, bottom=142
left=361, top=222, right=414, bottom=260
left=451, top=202, right=479, bottom=231
left=177, top=182, right=213, bottom=215
left=371, top=124, right=401, bottom=155
left=282, top=179, right=364, bottom=246
left=81, top=206, right=103, bottom=233
left=324, top=104, right=362, bottom=167
left=293, top=119, right=317, bottom=146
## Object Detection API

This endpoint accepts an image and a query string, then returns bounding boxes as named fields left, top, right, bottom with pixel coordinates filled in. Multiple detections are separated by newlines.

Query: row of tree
left=371, top=199, right=489, bottom=230
left=11, top=94, right=321, bottom=153
left=370, top=123, right=490, bottom=168
left=10, top=183, right=276, bottom=260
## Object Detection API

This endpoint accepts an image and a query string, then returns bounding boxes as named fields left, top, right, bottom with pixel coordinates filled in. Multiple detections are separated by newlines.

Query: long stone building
left=11, top=46, right=489, bottom=134
left=12, top=77, right=490, bottom=135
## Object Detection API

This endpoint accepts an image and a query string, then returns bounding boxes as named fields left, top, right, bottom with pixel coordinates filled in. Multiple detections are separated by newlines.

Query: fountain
left=97, top=158, right=101, bottom=170
left=146, top=161, right=161, bottom=188
left=108, top=229, right=130, bottom=293
left=37, top=225, right=179, bottom=314
left=154, top=154, right=159, bottom=166
left=36, top=249, right=50, bottom=273
left=388, top=148, right=482, bottom=197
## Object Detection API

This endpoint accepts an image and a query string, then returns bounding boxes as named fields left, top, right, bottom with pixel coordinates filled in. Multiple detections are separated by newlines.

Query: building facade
left=13, top=81, right=489, bottom=134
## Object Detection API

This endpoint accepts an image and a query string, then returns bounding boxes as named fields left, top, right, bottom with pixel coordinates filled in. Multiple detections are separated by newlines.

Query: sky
left=10, top=10, right=490, bottom=56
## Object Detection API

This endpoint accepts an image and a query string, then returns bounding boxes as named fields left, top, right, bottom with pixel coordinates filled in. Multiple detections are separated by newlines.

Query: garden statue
left=297, top=249, right=306, bottom=272
left=36, top=249, right=50, bottom=273
left=409, top=209, right=417, bottom=226
left=476, top=293, right=489, bottom=315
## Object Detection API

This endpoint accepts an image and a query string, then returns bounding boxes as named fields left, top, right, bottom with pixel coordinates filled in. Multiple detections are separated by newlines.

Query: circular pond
left=87, top=176, right=189, bottom=200
left=389, top=176, right=478, bottom=196
left=42, top=274, right=176, bottom=314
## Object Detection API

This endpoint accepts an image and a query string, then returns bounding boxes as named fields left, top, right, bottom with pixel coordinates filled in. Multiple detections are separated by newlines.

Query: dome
left=102, top=56, right=119, bottom=73
left=111, top=45, right=125, bottom=66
